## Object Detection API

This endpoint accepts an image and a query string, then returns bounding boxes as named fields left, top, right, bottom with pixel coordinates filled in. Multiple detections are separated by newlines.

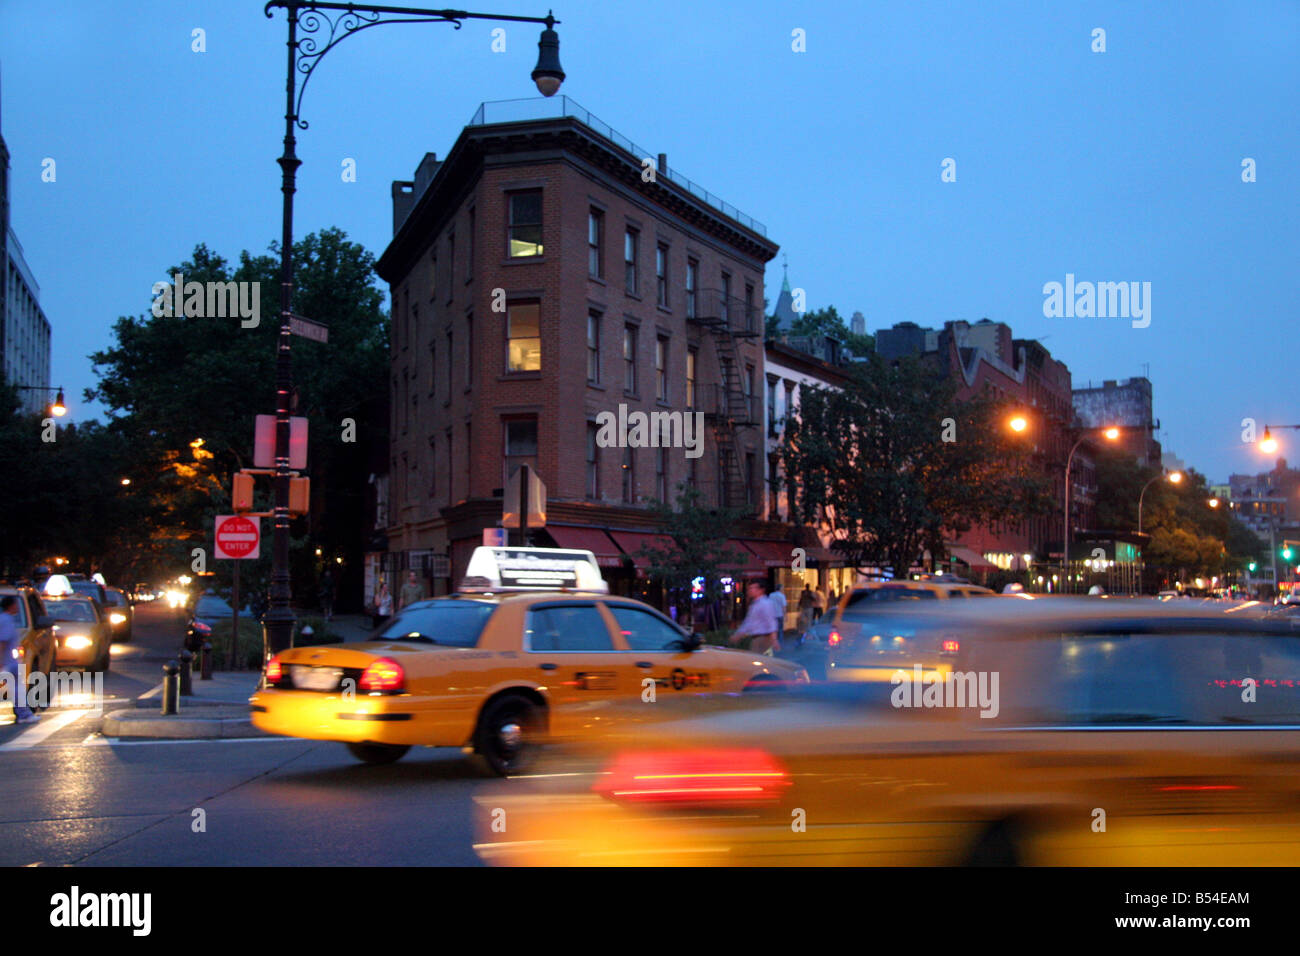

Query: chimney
left=657, top=153, right=668, bottom=177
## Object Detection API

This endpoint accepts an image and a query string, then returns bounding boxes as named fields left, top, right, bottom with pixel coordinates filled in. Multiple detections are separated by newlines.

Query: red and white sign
left=215, top=515, right=260, bottom=560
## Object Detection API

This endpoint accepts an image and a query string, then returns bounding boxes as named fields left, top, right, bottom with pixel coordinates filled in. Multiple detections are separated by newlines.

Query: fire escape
left=689, top=287, right=761, bottom=513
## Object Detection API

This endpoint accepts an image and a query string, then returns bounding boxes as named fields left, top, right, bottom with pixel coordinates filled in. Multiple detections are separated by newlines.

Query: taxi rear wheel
left=346, top=742, right=411, bottom=765
left=475, top=694, right=541, bottom=777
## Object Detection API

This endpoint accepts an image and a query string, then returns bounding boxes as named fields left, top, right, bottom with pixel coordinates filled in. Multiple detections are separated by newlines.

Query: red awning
left=546, top=526, right=624, bottom=567
left=607, top=530, right=677, bottom=569
left=741, top=539, right=793, bottom=568
left=720, top=539, right=765, bottom=576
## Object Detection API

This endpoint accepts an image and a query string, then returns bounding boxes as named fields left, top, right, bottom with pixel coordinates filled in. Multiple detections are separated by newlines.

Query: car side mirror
left=36, top=615, right=55, bottom=629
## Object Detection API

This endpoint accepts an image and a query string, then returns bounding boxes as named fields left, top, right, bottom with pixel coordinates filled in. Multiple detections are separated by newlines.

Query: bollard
left=200, top=640, right=213, bottom=680
left=179, top=649, right=194, bottom=696
left=161, top=661, right=180, bottom=715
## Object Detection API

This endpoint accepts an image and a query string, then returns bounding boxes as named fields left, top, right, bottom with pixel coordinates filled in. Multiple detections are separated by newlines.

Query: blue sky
left=1, top=0, right=1296, bottom=482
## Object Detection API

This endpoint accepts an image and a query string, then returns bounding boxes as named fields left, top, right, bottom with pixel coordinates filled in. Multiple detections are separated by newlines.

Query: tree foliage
left=780, top=353, right=1051, bottom=576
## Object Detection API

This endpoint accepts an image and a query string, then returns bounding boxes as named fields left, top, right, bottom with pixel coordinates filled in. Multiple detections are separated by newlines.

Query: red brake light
left=941, top=639, right=960, bottom=653
left=828, top=630, right=842, bottom=646
left=595, top=749, right=791, bottom=806
left=265, top=654, right=282, bottom=683
left=359, top=657, right=405, bottom=692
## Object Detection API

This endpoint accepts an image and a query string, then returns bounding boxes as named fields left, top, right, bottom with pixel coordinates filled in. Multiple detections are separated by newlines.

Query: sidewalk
left=100, top=670, right=266, bottom=740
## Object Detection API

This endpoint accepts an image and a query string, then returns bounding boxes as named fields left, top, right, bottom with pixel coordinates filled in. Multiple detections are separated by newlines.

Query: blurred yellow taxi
left=474, top=598, right=1300, bottom=865
left=250, top=547, right=807, bottom=774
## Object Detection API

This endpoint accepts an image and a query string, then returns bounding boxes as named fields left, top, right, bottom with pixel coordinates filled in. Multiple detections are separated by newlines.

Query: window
left=401, top=289, right=410, bottom=350
left=401, top=369, right=410, bottom=433
left=686, top=259, right=698, bottom=318
left=656, top=243, right=668, bottom=307
left=507, top=302, right=541, bottom=372
left=622, top=446, right=635, bottom=503
left=429, top=251, right=437, bottom=302
left=411, top=303, right=419, bottom=350
left=686, top=347, right=697, bottom=409
left=744, top=363, right=755, bottom=417
left=446, top=233, right=455, bottom=301
left=466, top=209, right=474, bottom=280
left=656, top=447, right=668, bottom=501
left=720, top=272, right=731, bottom=324
left=588, top=208, right=604, bottom=278
left=526, top=604, right=612, bottom=651
left=655, top=336, right=668, bottom=401
left=508, top=192, right=543, bottom=257
left=624, top=228, right=639, bottom=295
left=609, top=605, right=686, bottom=651
left=445, top=329, right=453, bottom=403
left=428, top=436, right=437, bottom=498
left=745, top=452, right=756, bottom=506
left=745, top=282, right=755, bottom=332
left=465, top=314, right=473, bottom=387
left=623, top=325, right=637, bottom=394
left=586, top=422, right=600, bottom=499
left=445, top=428, right=453, bottom=500
left=687, top=454, right=697, bottom=489
left=504, top=418, right=538, bottom=489
left=465, top=421, right=472, bottom=494
left=587, top=312, right=601, bottom=383
left=767, top=377, right=777, bottom=435
left=429, top=342, right=437, bottom=397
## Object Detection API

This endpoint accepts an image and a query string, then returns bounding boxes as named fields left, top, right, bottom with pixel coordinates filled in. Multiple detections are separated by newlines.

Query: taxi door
left=522, top=600, right=638, bottom=736
left=602, top=602, right=731, bottom=696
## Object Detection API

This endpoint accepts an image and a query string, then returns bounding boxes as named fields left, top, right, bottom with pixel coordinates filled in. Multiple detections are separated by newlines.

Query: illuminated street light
left=1103, top=427, right=1120, bottom=440
left=1208, top=497, right=1220, bottom=508
left=1008, top=415, right=1028, bottom=433
left=120, top=478, right=132, bottom=486
left=1168, top=471, right=1183, bottom=484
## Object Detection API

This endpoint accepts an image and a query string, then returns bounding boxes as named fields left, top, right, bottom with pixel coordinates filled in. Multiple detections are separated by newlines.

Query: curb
left=100, top=711, right=267, bottom=740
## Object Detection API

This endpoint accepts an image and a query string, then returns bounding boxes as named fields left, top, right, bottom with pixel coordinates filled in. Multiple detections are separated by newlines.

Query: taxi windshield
left=375, top=601, right=495, bottom=647
left=46, top=600, right=97, bottom=623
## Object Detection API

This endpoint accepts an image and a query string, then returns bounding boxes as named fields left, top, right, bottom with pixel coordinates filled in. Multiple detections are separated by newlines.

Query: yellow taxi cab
left=474, top=599, right=1300, bottom=866
left=0, top=584, right=57, bottom=704
left=250, top=547, right=808, bottom=774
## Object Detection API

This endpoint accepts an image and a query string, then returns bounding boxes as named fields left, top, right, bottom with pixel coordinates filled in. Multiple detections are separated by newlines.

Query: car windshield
left=70, top=582, right=102, bottom=600
left=195, top=597, right=233, bottom=616
left=46, top=600, right=97, bottom=623
left=842, top=589, right=938, bottom=621
left=374, top=600, right=495, bottom=647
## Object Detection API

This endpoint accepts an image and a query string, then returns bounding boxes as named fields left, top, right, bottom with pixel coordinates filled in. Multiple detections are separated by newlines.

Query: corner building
left=377, top=98, right=781, bottom=597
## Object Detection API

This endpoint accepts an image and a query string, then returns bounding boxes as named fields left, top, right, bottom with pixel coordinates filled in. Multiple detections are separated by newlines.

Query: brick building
left=375, top=97, right=783, bottom=600
left=1072, top=377, right=1162, bottom=468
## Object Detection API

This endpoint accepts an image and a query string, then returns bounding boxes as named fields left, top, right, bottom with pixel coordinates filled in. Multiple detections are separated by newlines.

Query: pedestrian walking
left=373, top=580, right=393, bottom=630
left=811, top=587, right=826, bottom=624
left=399, top=570, right=426, bottom=610
left=768, top=584, right=788, bottom=639
left=0, top=596, right=37, bottom=724
left=729, top=580, right=781, bottom=656
left=319, top=569, right=335, bottom=622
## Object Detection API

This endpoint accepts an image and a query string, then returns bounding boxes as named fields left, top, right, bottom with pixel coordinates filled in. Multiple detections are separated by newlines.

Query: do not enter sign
left=215, top=515, right=260, bottom=560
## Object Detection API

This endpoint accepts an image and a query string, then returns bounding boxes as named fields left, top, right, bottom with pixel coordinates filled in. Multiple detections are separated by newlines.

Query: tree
left=780, top=353, right=1050, bottom=576
left=637, top=482, right=746, bottom=631
left=86, top=228, right=389, bottom=608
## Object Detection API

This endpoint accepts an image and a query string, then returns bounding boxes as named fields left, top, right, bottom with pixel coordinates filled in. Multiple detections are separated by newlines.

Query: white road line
left=79, top=735, right=305, bottom=747
left=0, top=709, right=93, bottom=751
left=138, top=682, right=164, bottom=700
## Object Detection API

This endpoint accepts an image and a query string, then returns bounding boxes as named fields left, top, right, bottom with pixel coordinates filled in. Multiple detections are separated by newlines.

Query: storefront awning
left=546, top=526, right=624, bottom=567
left=804, top=545, right=847, bottom=566
left=741, top=539, right=793, bottom=568
left=949, top=545, right=997, bottom=571
left=607, top=530, right=677, bottom=569
left=720, top=540, right=765, bottom=577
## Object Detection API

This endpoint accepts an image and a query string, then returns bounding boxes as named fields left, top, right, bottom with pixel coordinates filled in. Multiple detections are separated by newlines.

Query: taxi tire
left=346, top=742, right=411, bottom=765
left=89, top=640, right=110, bottom=674
left=475, top=694, right=541, bottom=777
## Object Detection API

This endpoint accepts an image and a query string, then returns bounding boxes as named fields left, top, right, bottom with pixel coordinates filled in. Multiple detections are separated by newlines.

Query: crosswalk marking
left=0, top=709, right=93, bottom=751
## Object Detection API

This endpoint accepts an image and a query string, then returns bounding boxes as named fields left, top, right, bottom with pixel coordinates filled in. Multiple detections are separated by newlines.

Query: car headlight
left=110, top=612, right=126, bottom=625
left=64, top=635, right=93, bottom=650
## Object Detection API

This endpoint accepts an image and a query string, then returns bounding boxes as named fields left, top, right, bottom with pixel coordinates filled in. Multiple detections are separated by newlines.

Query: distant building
left=1072, top=377, right=1162, bottom=468
left=1229, top=458, right=1300, bottom=542
left=850, top=310, right=866, bottom=336
left=769, top=262, right=798, bottom=332
left=0, top=93, right=52, bottom=414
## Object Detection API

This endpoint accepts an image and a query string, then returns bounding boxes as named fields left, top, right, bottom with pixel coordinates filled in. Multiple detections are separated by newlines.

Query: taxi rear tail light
left=827, top=629, right=842, bottom=646
left=265, top=654, right=284, bottom=684
left=595, top=749, right=791, bottom=807
left=941, top=639, right=960, bottom=654
left=359, top=657, right=405, bottom=693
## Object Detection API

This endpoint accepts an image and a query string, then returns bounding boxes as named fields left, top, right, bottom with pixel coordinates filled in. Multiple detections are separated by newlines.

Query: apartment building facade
left=376, top=98, right=781, bottom=596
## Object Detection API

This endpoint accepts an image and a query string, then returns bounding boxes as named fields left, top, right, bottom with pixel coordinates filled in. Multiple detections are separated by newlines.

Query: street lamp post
left=262, top=1, right=564, bottom=660
left=1062, top=427, right=1119, bottom=594
left=1136, top=470, right=1182, bottom=594
left=12, top=384, right=66, bottom=417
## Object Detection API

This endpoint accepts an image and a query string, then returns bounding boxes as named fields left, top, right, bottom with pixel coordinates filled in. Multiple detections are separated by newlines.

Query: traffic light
left=1248, top=562, right=1257, bottom=572
left=289, top=476, right=311, bottom=516
left=232, top=472, right=255, bottom=512
left=1284, top=546, right=1295, bottom=562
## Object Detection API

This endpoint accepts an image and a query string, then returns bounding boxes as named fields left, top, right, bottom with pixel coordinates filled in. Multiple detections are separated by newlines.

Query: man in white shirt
left=729, top=581, right=781, bottom=656
left=767, top=585, right=788, bottom=639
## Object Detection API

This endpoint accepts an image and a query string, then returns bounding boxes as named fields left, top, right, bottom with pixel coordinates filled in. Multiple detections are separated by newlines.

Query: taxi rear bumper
left=249, top=688, right=443, bottom=746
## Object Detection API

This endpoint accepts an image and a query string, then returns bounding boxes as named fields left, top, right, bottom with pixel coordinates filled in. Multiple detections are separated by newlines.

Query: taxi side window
left=608, top=605, right=683, bottom=651
left=526, top=604, right=612, bottom=652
